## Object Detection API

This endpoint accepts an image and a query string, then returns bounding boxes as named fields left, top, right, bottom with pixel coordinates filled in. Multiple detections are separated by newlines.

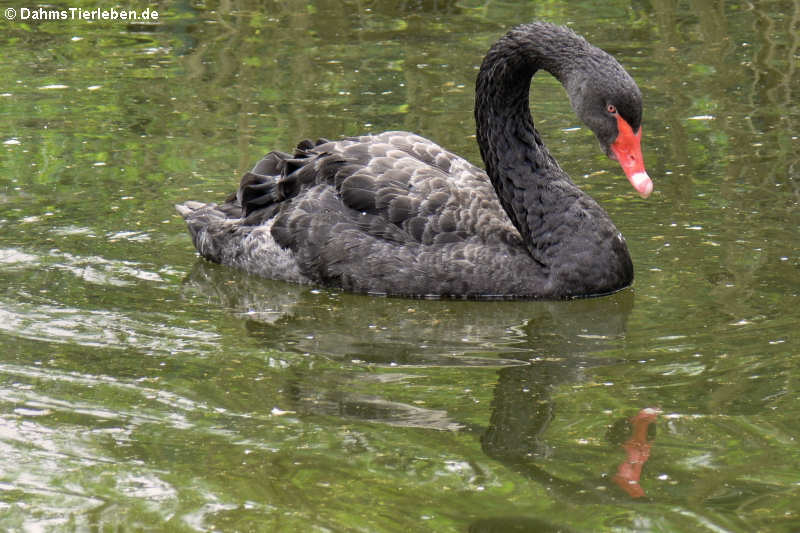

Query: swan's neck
left=474, top=24, right=586, bottom=259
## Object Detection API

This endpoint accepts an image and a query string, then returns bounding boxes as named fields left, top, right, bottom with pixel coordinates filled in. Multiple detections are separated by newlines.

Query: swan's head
left=566, top=60, right=653, bottom=199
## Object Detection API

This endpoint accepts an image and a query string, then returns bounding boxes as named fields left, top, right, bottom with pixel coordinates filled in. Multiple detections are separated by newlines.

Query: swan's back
left=177, top=132, right=542, bottom=298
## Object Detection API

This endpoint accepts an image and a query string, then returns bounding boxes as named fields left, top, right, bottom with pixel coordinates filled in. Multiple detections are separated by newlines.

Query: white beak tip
left=630, top=172, right=653, bottom=199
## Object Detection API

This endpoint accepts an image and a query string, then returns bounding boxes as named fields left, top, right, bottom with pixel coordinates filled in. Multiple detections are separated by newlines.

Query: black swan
left=176, top=22, right=652, bottom=299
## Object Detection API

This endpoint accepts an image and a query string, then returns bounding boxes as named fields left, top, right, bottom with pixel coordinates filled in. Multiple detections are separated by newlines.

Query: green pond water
left=1, top=0, right=799, bottom=531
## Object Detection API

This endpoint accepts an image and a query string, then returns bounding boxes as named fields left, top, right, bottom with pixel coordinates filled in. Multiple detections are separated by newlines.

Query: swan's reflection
left=184, top=262, right=654, bottom=522
left=184, top=261, right=634, bottom=364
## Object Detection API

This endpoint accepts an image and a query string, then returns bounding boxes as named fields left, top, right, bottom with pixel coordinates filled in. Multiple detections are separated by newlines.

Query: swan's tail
left=175, top=200, right=208, bottom=219
left=175, top=201, right=243, bottom=264
left=174, top=137, right=336, bottom=275
left=175, top=200, right=307, bottom=283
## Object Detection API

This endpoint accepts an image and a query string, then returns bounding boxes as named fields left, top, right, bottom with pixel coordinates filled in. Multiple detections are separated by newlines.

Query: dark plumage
left=176, top=22, right=652, bottom=299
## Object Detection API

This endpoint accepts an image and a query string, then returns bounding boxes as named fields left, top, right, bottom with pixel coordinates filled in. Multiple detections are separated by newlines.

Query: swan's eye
left=606, top=104, right=617, bottom=114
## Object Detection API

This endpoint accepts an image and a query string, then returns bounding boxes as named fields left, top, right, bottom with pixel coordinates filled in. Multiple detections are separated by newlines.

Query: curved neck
left=470, top=23, right=635, bottom=297
left=474, top=24, right=587, bottom=254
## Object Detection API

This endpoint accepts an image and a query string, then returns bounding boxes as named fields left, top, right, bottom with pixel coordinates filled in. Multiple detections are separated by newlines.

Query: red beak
left=610, top=114, right=653, bottom=199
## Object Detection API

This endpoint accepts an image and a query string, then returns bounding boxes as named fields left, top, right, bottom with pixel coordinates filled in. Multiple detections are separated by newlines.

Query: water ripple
left=0, top=301, right=218, bottom=356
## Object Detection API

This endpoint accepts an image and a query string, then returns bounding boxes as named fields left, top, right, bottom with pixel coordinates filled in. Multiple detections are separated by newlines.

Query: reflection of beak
left=613, top=407, right=661, bottom=499
left=610, top=115, right=653, bottom=199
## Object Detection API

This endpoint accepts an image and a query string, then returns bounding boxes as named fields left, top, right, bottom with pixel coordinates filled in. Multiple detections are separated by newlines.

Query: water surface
left=1, top=0, right=799, bottom=531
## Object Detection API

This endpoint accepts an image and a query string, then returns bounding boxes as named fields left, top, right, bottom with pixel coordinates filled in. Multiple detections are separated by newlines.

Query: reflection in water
left=185, top=259, right=652, bottom=512
left=183, top=261, right=634, bottom=364
left=183, top=262, right=636, bottom=440
left=291, top=379, right=466, bottom=432
left=471, top=404, right=660, bottom=531
left=478, top=368, right=661, bottom=533
left=479, top=365, right=650, bottom=504
left=610, top=408, right=660, bottom=499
